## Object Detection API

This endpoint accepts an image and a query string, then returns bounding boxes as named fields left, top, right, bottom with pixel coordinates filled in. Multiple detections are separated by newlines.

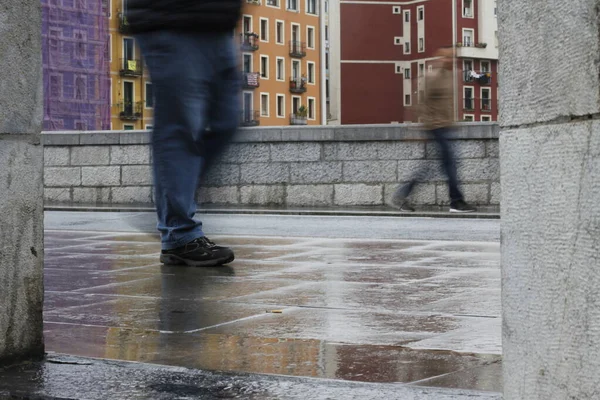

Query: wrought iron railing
left=241, top=110, right=260, bottom=127
left=289, top=41, right=307, bottom=58
left=117, top=101, right=143, bottom=120
left=289, top=78, right=307, bottom=93
left=119, top=58, right=143, bottom=77
left=243, top=72, right=260, bottom=89
left=241, top=33, right=259, bottom=51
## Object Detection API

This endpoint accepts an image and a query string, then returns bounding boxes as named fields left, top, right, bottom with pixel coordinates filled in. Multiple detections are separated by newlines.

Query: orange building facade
left=238, top=0, right=323, bottom=126
left=107, top=0, right=323, bottom=130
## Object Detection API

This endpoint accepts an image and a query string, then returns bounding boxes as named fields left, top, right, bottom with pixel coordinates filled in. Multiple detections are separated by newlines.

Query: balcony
left=118, top=12, right=129, bottom=34
left=241, top=33, right=259, bottom=51
left=119, top=58, right=143, bottom=77
left=464, top=70, right=492, bottom=85
left=289, top=77, right=307, bottom=93
left=241, top=110, right=260, bottom=127
left=242, top=72, right=260, bottom=89
left=117, top=102, right=143, bottom=121
left=290, top=113, right=307, bottom=125
left=289, top=41, right=307, bottom=58
left=456, top=42, right=498, bottom=59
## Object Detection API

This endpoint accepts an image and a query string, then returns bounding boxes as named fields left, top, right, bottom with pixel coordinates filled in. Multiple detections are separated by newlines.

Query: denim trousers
left=405, top=127, right=463, bottom=202
left=137, top=31, right=240, bottom=250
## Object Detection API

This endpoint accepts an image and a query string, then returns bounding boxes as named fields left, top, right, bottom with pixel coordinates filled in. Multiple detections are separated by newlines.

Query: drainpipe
left=452, top=0, right=458, bottom=121
left=320, top=0, right=327, bottom=125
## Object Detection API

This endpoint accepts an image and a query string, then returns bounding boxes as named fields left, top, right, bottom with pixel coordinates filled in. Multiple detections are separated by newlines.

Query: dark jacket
left=126, top=0, right=243, bottom=34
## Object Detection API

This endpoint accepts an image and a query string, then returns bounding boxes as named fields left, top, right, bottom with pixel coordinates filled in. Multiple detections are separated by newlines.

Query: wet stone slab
left=43, top=229, right=502, bottom=393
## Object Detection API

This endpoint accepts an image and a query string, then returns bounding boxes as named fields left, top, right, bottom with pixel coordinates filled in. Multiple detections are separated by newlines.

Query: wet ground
left=3, top=212, right=503, bottom=399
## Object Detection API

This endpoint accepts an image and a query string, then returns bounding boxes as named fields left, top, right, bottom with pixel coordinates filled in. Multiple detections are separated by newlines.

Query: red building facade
left=337, top=0, right=498, bottom=125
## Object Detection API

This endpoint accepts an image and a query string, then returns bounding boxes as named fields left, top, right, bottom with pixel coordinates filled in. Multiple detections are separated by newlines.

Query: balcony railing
left=241, top=33, right=259, bottom=51
left=117, top=101, right=143, bottom=120
left=289, top=77, right=307, bottom=93
left=289, top=41, right=307, bottom=58
left=118, top=12, right=129, bottom=33
left=290, top=113, right=307, bottom=125
left=242, top=72, right=260, bottom=89
left=463, top=98, right=493, bottom=111
left=119, top=58, right=143, bottom=77
left=464, top=70, right=492, bottom=84
left=241, top=110, right=260, bottom=127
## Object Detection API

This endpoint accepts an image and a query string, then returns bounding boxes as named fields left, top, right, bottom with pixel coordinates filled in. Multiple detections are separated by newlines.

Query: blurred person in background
left=127, top=0, right=242, bottom=266
left=389, top=47, right=476, bottom=213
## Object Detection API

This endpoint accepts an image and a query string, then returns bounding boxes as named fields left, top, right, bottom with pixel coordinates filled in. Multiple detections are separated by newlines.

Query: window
left=243, top=54, right=252, bottom=73
left=325, top=25, right=329, bottom=40
left=276, top=21, right=284, bottom=44
left=404, top=42, right=410, bottom=54
left=287, top=0, right=298, bottom=11
left=393, top=6, right=401, bottom=14
left=292, top=96, right=301, bottom=114
left=404, top=10, right=410, bottom=23
left=307, top=0, right=317, bottom=15
left=308, top=97, right=316, bottom=120
left=123, top=37, right=135, bottom=60
left=292, top=60, right=301, bottom=79
left=395, top=64, right=402, bottom=74
left=463, top=29, right=474, bottom=47
left=481, top=61, right=490, bottom=73
left=260, top=93, right=269, bottom=117
left=75, top=76, right=86, bottom=100
left=418, top=6, right=424, bottom=21
left=404, top=94, right=411, bottom=106
left=260, top=55, right=269, bottom=78
left=394, top=37, right=402, bottom=45
left=307, top=62, right=315, bottom=84
left=464, top=60, right=473, bottom=73
left=404, top=68, right=410, bottom=79
left=243, top=16, right=252, bottom=33
left=495, top=31, right=499, bottom=47
left=101, top=0, right=110, bottom=17
left=325, top=52, right=329, bottom=69
left=464, top=87, right=474, bottom=110
left=428, top=65, right=433, bottom=73
left=146, top=125, right=153, bottom=130
left=145, top=83, right=153, bottom=108
left=463, top=0, right=473, bottom=17
left=419, top=63, right=425, bottom=77
left=267, top=0, right=279, bottom=7
left=481, top=116, right=492, bottom=122
left=276, top=57, right=285, bottom=81
left=494, top=0, right=497, bottom=16
left=463, top=115, right=474, bottom=122
left=50, top=74, right=62, bottom=98
left=325, top=0, right=328, bottom=12
left=276, top=94, right=285, bottom=117
left=481, top=88, right=491, bottom=111
left=418, top=38, right=424, bottom=52
left=260, top=18, right=268, bottom=41
left=123, top=124, right=135, bottom=130
left=74, top=30, right=86, bottom=59
left=307, top=26, right=315, bottom=49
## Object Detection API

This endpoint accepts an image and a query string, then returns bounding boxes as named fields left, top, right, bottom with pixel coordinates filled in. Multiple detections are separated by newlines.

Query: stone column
left=500, top=1, right=600, bottom=399
left=0, top=0, right=45, bottom=364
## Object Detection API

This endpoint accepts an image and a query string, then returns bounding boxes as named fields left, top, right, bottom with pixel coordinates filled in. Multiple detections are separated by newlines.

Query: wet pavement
left=3, top=212, right=502, bottom=399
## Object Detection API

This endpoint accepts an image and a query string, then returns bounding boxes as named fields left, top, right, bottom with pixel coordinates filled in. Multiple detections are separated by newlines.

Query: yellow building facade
left=108, top=0, right=322, bottom=129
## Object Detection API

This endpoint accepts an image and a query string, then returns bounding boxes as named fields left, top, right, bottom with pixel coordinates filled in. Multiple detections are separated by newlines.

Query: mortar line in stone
left=502, top=114, right=600, bottom=130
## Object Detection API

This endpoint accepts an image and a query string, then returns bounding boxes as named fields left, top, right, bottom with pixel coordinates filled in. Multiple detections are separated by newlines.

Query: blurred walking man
left=127, top=0, right=242, bottom=266
left=390, top=47, right=476, bottom=213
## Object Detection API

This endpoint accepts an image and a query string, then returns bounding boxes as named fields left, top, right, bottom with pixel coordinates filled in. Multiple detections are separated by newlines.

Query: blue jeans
left=137, top=31, right=240, bottom=250
left=405, top=127, right=463, bottom=202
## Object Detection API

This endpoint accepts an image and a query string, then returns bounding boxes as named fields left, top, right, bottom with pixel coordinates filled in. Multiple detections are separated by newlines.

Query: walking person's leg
left=138, top=30, right=235, bottom=266
left=433, top=127, right=475, bottom=212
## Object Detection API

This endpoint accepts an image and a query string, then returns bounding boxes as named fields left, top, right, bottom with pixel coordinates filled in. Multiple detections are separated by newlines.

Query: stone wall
left=0, top=0, right=45, bottom=364
left=42, top=124, right=500, bottom=209
left=500, top=0, right=600, bottom=398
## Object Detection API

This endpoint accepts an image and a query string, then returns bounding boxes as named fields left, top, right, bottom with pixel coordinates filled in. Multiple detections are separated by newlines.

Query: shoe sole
left=160, top=253, right=235, bottom=267
left=386, top=198, right=415, bottom=212
left=449, top=209, right=476, bottom=213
